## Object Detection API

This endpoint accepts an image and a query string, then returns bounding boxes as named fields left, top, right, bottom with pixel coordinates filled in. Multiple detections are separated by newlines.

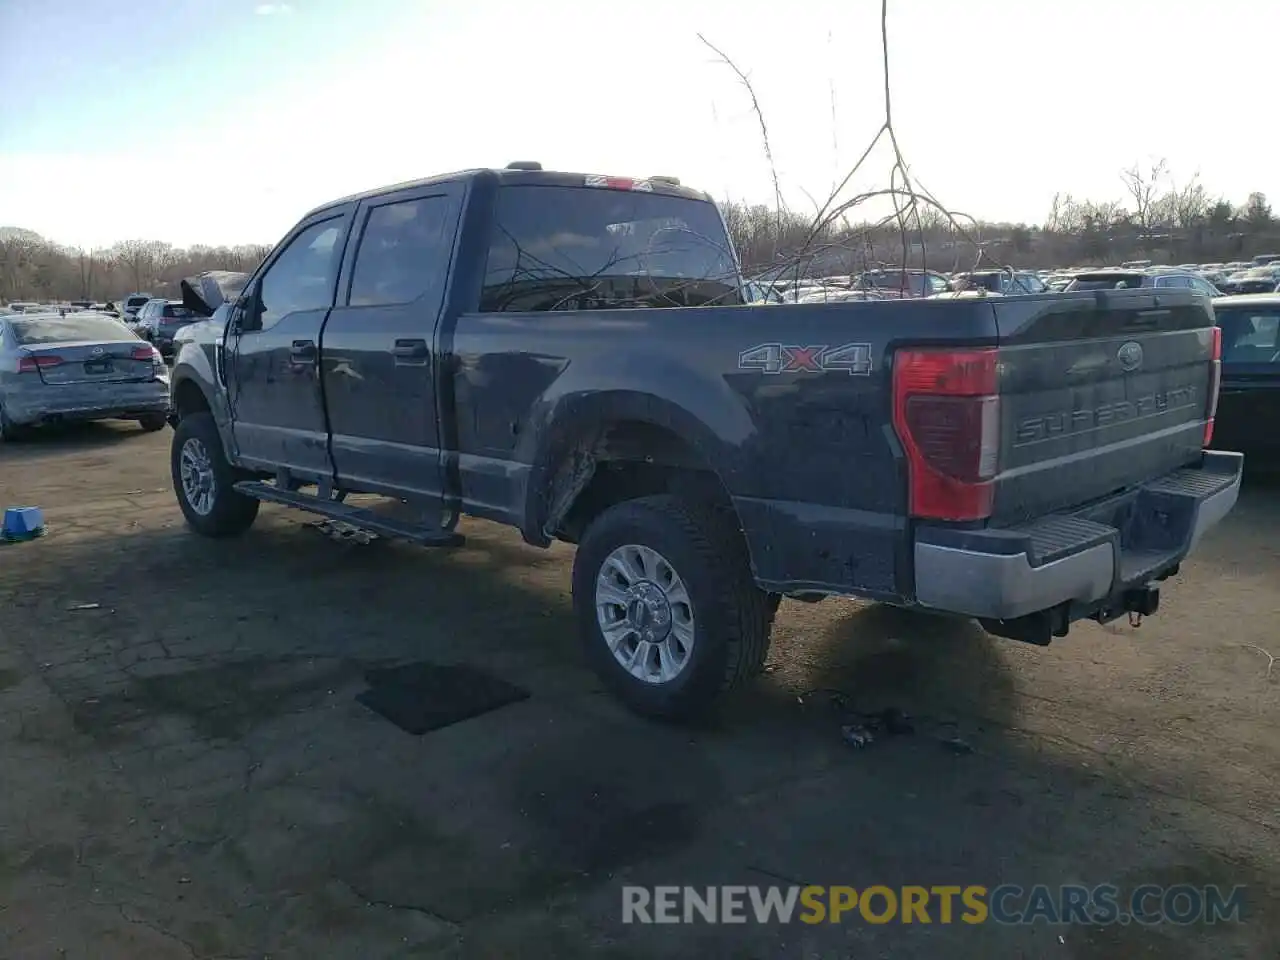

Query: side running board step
left=233, top=481, right=465, bottom=547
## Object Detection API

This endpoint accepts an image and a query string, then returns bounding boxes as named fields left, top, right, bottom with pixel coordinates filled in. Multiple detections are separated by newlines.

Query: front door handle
left=393, top=338, right=429, bottom=361
left=290, top=340, right=317, bottom=363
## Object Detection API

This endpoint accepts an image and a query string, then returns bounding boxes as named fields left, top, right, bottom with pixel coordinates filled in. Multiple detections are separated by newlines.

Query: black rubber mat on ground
left=356, top=662, right=530, bottom=735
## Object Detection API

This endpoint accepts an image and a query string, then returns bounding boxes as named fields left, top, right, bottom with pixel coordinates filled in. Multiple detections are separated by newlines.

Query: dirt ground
left=1, top=422, right=1277, bottom=960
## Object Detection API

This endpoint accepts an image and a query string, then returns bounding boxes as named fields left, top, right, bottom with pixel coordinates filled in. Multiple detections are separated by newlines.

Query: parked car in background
left=853, top=268, right=951, bottom=298
left=1250, top=254, right=1280, bottom=267
left=0, top=311, right=170, bottom=440
left=134, top=298, right=202, bottom=359
left=1211, top=294, right=1280, bottom=468
left=1218, top=269, right=1280, bottom=295
left=119, top=293, right=153, bottom=322
left=797, top=288, right=884, bottom=303
left=741, top=280, right=784, bottom=303
left=1063, top=270, right=1221, bottom=296
left=951, top=270, right=1050, bottom=294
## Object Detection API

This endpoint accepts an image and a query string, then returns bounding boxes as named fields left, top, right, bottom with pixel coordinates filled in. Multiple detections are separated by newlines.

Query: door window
left=348, top=196, right=453, bottom=307
left=257, top=219, right=343, bottom=330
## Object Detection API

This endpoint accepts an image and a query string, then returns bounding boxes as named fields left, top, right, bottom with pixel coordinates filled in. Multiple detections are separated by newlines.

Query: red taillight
left=17, top=354, right=63, bottom=373
left=132, top=345, right=159, bottom=361
left=892, top=347, right=1001, bottom=521
left=1204, top=325, right=1221, bottom=447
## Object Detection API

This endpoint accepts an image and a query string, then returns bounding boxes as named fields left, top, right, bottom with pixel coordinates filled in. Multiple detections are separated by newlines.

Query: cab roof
left=303, top=167, right=715, bottom=221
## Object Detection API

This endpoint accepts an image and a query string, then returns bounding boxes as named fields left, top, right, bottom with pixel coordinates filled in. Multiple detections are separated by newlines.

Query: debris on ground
left=798, top=688, right=850, bottom=709
left=66, top=602, right=101, bottom=611
left=841, top=723, right=875, bottom=748
left=1241, top=643, right=1277, bottom=679
left=938, top=734, right=974, bottom=755
left=305, top=519, right=379, bottom=545
left=838, top=706, right=915, bottom=749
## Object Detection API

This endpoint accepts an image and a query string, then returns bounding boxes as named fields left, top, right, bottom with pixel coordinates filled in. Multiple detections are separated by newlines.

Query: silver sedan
left=0, top=311, right=171, bottom=441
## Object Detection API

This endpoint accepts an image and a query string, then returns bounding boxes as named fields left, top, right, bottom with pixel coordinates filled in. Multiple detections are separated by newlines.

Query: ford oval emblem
left=1117, top=341, right=1143, bottom=372
left=91, top=346, right=105, bottom=356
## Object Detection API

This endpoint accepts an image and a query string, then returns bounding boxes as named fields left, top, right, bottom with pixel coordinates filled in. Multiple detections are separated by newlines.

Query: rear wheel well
left=553, top=421, right=740, bottom=547
left=172, top=379, right=211, bottom=420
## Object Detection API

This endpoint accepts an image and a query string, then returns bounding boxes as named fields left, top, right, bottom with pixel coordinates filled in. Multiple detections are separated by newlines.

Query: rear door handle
left=393, top=338, right=429, bottom=361
left=290, top=340, right=317, bottom=363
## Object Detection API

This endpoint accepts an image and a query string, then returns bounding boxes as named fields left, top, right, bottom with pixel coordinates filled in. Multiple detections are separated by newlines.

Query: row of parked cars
left=2, top=292, right=214, bottom=360
left=0, top=276, right=248, bottom=440
left=746, top=257, right=1280, bottom=306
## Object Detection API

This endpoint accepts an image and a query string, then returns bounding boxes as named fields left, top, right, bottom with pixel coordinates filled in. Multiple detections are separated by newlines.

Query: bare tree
left=1120, top=158, right=1169, bottom=238
left=1169, top=173, right=1210, bottom=230
left=71, top=247, right=98, bottom=299
left=112, top=239, right=154, bottom=293
left=1243, top=192, right=1273, bottom=229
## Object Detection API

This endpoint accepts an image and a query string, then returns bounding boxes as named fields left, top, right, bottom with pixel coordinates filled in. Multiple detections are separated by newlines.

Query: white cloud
left=254, top=3, right=294, bottom=15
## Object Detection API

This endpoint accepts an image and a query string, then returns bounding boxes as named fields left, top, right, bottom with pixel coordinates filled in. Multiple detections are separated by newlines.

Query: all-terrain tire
left=572, top=494, right=775, bottom=721
left=171, top=412, right=259, bottom=537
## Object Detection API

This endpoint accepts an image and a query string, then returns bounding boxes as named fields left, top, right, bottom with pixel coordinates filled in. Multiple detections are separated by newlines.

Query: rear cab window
left=10, top=314, right=134, bottom=345
left=480, top=184, right=741, bottom=311
left=126, top=296, right=151, bottom=310
left=161, top=303, right=198, bottom=320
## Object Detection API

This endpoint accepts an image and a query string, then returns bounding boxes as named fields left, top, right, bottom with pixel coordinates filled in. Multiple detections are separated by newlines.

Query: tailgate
left=991, top=290, right=1216, bottom=523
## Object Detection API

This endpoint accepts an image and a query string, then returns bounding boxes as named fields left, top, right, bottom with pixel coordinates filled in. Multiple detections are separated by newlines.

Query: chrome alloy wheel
left=595, top=543, right=697, bottom=684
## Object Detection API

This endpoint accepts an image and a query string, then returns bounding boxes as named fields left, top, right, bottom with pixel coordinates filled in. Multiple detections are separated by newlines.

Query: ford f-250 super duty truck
left=167, top=164, right=1242, bottom=719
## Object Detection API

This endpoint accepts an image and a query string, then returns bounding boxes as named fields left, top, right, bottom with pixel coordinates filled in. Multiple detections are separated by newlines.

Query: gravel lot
left=1, top=422, right=1277, bottom=959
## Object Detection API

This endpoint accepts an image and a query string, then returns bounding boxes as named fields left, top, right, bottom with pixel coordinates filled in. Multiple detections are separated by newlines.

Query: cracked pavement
left=2, top=423, right=1279, bottom=959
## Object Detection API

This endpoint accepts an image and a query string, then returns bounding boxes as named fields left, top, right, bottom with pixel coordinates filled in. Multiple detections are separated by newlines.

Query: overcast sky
left=1, top=0, right=1274, bottom=249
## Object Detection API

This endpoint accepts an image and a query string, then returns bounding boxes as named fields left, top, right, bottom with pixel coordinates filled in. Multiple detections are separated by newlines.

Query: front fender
left=170, top=338, right=234, bottom=454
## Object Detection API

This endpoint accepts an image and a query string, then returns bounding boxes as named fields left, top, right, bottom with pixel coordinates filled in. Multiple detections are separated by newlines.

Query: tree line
left=726, top=160, right=1279, bottom=278
left=3, top=159, right=1277, bottom=302
left=0, top=230, right=272, bottom=304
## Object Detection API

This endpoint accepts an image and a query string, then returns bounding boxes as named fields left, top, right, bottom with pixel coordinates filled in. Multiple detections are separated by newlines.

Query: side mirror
left=231, top=288, right=262, bottom=333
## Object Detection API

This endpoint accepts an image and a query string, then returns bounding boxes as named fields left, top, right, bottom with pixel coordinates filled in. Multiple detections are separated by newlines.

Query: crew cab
left=166, top=164, right=1242, bottom=719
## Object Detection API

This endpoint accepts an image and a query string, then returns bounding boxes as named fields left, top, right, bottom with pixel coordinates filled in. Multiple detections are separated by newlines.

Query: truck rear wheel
left=171, top=412, right=259, bottom=537
left=572, top=494, right=775, bottom=720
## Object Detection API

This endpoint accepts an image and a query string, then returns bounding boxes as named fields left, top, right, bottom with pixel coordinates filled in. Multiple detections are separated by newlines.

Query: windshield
left=161, top=304, right=198, bottom=320
left=480, top=185, right=741, bottom=311
left=11, top=314, right=135, bottom=344
left=125, top=296, right=151, bottom=309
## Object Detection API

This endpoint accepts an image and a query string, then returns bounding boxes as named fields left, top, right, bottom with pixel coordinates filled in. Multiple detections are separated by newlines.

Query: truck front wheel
left=171, top=412, right=259, bottom=537
left=572, top=494, right=775, bottom=720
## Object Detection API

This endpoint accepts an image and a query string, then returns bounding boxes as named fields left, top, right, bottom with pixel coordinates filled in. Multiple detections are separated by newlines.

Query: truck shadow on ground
left=0, top=419, right=148, bottom=462
left=3, top=512, right=1277, bottom=960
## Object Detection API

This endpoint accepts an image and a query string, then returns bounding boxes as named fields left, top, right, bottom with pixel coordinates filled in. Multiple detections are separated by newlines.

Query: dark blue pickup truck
left=167, top=164, right=1242, bottom=719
